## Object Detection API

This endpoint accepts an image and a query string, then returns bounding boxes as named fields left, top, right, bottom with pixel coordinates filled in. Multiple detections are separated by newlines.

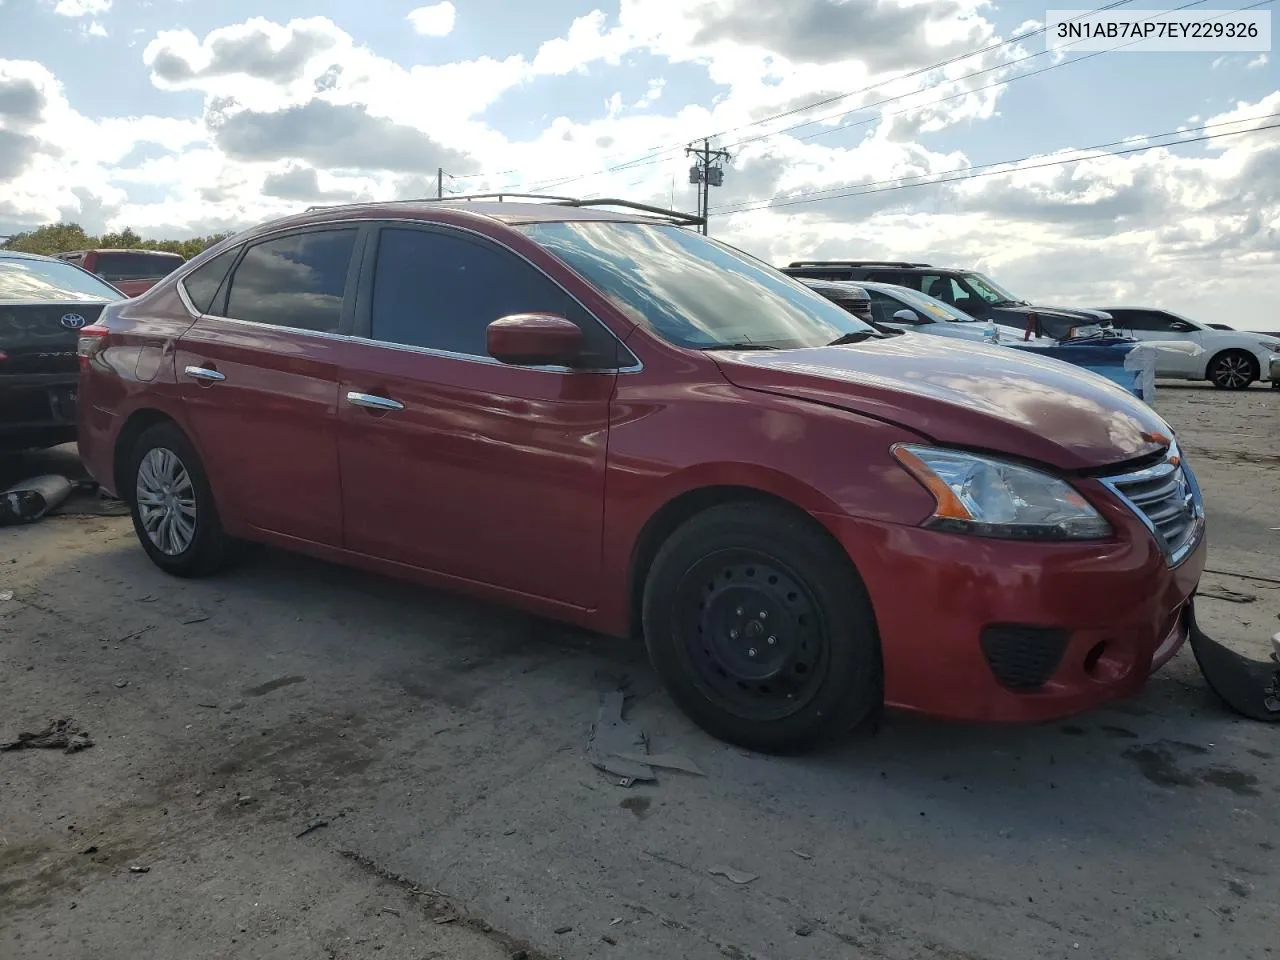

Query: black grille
left=1104, top=457, right=1200, bottom=561
left=980, top=625, right=1070, bottom=690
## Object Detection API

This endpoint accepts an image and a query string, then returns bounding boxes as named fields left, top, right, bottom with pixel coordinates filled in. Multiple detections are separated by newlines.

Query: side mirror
left=1169, top=320, right=1193, bottom=332
left=486, top=313, right=584, bottom=367
left=891, top=309, right=921, bottom=325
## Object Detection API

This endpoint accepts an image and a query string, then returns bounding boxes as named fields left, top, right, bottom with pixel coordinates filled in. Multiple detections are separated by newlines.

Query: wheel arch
left=112, top=408, right=180, bottom=500
left=623, top=482, right=861, bottom=642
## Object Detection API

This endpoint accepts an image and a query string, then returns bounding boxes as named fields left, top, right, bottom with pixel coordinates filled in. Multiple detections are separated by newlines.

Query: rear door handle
left=184, top=365, right=225, bottom=382
left=346, top=391, right=404, bottom=411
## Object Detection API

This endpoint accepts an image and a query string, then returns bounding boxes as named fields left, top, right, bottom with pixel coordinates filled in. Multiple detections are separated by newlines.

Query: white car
left=1099, top=306, right=1280, bottom=390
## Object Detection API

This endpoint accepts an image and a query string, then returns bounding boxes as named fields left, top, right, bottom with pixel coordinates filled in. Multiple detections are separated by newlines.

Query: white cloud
left=3, top=3, right=1280, bottom=329
left=406, top=2, right=456, bottom=38
left=51, top=0, right=110, bottom=16
left=1247, top=54, right=1268, bottom=69
left=86, top=21, right=107, bottom=38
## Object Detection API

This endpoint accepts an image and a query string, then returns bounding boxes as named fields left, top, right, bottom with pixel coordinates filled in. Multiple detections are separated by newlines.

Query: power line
left=728, top=0, right=1271, bottom=152
left=711, top=0, right=1140, bottom=146
left=708, top=115, right=1280, bottom=216
left=518, top=2, right=1142, bottom=192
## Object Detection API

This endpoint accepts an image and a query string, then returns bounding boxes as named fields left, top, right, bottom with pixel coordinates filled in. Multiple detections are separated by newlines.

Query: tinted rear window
left=182, top=247, right=240, bottom=315
left=0, top=256, right=122, bottom=303
left=93, top=251, right=185, bottom=281
left=224, top=230, right=357, bottom=333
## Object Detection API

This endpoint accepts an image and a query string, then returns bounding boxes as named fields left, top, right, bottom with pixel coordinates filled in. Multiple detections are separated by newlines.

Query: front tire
left=1208, top=350, right=1257, bottom=390
left=127, top=420, right=239, bottom=578
left=641, top=502, right=881, bottom=754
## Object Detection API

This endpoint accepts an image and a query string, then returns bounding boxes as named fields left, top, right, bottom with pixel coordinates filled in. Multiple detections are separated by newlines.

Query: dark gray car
left=0, top=250, right=123, bottom=452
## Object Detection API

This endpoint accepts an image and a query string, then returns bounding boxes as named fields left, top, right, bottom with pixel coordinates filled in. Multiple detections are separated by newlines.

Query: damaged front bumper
left=1188, top=603, right=1280, bottom=722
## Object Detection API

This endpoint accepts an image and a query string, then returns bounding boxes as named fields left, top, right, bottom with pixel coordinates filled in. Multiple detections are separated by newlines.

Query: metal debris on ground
left=0, top=474, right=74, bottom=525
left=707, top=865, right=758, bottom=885
left=585, top=690, right=702, bottom=786
left=0, top=591, right=12, bottom=601
left=295, top=819, right=329, bottom=839
left=128, top=866, right=150, bottom=874
left=1, top=717, right=93, bottom=754
left=790, top=849, right=813, bottom=860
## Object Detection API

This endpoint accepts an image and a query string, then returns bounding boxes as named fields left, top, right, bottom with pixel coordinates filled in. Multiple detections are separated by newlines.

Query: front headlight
left=1259, top=341, right=1280, bottom=353
left=892, top=444, right=1111, bottom=541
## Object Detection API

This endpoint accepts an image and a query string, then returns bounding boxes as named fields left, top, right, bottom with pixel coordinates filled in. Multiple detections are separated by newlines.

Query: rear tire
left=1208, top=350, right=1257, bottom=390
left=127, top=420, right=239, bottom=578
left=641, top=502, right=881, bottom=754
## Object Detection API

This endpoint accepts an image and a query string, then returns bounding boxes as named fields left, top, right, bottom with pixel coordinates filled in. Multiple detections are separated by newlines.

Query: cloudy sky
left=0, top=0, right=1276, bottom=327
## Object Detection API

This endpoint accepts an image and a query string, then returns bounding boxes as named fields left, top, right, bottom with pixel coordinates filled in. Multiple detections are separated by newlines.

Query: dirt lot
left=2, top=382, right=1277, bottom=960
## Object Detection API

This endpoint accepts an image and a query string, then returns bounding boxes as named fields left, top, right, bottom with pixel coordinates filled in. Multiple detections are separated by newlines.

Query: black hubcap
left=675, top=552, right=828, bottom=721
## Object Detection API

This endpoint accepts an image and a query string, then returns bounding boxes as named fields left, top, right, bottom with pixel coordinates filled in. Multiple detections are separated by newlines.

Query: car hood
left=710, top=336, right=1173, bottom=471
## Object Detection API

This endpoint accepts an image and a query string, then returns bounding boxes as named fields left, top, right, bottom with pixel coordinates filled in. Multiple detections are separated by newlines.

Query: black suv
left=781, top=261, right=1113, bottom=340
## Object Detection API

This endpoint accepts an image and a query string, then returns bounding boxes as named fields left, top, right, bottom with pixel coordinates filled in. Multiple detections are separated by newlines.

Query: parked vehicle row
left=72, top=194, right=1206, bottom=753
left=783, top=259, right=1280, bottom=390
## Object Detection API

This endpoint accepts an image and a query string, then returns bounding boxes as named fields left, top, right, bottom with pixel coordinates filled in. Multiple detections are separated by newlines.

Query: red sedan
left=75, top=197, right=1206, bottom=753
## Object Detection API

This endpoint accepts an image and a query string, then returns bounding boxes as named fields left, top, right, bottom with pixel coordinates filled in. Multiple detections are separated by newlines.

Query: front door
left=175, top=226, right=363, bottom=546
left=1107, top=310, right=1203, bottom=377
left=337, top=224, right=623, bottom=608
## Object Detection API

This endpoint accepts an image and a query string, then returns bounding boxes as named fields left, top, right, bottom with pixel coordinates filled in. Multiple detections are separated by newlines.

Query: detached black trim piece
left=980, top=624, right=1071, bottom=691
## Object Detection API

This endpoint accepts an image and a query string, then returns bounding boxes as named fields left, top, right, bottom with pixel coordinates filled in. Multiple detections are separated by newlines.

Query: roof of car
left=0, top=248, right=59, bottom=262
left=285, top=196, right=701, bottom=229
left=796, top=277, right=870, bottom=297
left=72, top=248, right=186, bottom=256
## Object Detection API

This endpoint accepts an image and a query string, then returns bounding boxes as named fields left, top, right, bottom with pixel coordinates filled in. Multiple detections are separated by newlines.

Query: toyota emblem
left=60, top=313, right=87, bottom=330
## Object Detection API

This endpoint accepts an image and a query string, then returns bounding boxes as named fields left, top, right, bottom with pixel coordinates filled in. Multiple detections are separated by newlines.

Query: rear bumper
left=816, top=511, right=1206, bottom=723
left=0, top=375, right=79, bottom=449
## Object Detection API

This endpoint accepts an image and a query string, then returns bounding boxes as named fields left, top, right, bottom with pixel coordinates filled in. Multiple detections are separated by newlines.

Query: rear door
left=175, top=226, right=364, bottom=546
left=336, top=223, right=620, bottom=607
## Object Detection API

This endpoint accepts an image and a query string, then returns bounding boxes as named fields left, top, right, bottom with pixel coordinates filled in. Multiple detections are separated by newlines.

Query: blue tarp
left=1005, top=339, right=1145, bottom=399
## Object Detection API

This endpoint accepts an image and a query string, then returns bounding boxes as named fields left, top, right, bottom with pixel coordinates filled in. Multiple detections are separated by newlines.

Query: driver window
left=370, top=226, right=621, bottom=366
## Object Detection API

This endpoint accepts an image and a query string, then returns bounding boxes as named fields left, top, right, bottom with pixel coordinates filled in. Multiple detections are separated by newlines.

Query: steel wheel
left=1210, top=352, right=1255, bottom=390
left=135, top=446, right=197, bottom=556
left=675, top=550, right=829, bottom=723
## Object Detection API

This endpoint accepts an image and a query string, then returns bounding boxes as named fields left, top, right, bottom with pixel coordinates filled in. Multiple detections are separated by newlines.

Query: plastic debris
left=585, top=691, right=704, bottom=785
left=586, top=692, right=655, bottom=784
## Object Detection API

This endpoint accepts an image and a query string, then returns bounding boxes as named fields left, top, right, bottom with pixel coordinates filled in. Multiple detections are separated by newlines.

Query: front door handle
left=184, top=365, right=225, bottom=382
left=346, top=391, right=404, bottom=411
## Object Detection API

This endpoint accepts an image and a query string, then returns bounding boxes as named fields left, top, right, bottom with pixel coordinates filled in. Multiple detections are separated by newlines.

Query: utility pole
left=686, top=138, right=730, bottom=235
left=437, top=167, right=444, bottom=199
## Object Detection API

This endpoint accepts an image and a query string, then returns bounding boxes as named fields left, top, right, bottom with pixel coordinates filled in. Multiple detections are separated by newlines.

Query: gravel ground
left=1, top=381, right=1277, bottom=960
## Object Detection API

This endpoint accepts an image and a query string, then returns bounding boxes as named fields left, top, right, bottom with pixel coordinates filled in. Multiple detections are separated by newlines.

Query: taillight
left=77, top=324, right=109, bottom=370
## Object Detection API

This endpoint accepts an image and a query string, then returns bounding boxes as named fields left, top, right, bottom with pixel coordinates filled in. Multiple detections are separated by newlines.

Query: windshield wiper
left=827, top=331, right=882, bottom=346
left=704, top=343, right=780, bottom=351
left=991, top=299, right=1028, bottom=308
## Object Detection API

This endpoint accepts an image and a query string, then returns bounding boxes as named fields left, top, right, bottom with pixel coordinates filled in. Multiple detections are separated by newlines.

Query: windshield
left=881, top=285, right=978, bottom=323
left=0, top=255, right=122, bottom=303
left=518, top=221, right=875, bottom=350
left=960, top=272, right=1021, bottom=305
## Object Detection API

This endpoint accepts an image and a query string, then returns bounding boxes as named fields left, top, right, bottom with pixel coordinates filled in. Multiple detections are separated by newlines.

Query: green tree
left=1, top=223, right=230, bottom=260
left=1, top=223, right=92, bottom=256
